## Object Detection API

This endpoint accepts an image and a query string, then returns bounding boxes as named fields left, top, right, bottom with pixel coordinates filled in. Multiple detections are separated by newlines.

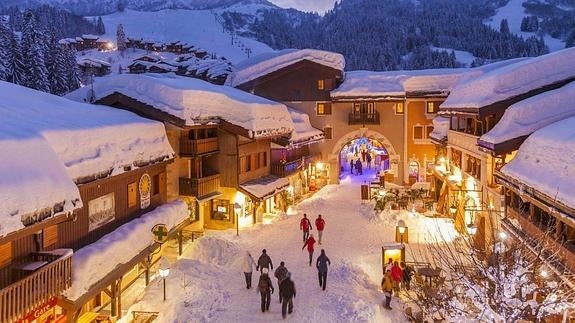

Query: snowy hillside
left=97, top=9, right=272, bottom=63
left=485, top=0, right=568, bottom=51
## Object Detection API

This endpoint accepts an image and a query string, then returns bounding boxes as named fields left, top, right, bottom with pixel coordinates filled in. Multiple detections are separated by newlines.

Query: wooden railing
left=271, top=154, right=319, bottom=178
left=348, top=112, right=380, bottom=125
left=1, top=254, right=72, bottom=323
left=179, top=174, right=220, bottom=198
left=180, top=137, right=218, bottom=156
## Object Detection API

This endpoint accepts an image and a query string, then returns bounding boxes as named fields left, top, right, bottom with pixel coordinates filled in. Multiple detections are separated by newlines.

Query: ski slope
left=120, top=169, right=458, bottom=322
left=99, top=9, right=273, bottom=63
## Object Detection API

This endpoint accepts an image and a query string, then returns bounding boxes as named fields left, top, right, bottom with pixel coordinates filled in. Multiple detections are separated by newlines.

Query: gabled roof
left=227, top=49, right=345, bottom=87
left=479, top=81, right=575, bottom=154
left=332, top=69, right=465, bottom=100
left=285, top=108, right=324, bottom=148
left=501, top=115, right=575, bottom=211
left=441, top=48, right=575, bottom=111
left=67, top=74, right=295, bottom=139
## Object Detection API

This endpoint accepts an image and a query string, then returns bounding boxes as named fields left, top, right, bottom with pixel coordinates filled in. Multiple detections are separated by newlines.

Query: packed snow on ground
left=67, top=73, right=294, bottom=139
left=0, top=81, right=174, bottom=236
left=228, top=49, right=346, bottom=87
left=121, top=170, right=458, bottom=322
left=430, top=46, right=477, bottom=67
left=441, top=47, right=575, bottom=109
left=501, top=115, right=575, bottom=210
left=99, top=9, right=272, bottom=63
left=481, top=81, right=575, bottom=145
left=429, top=116, right=450, bottom=142
left=484, top=0, right=566, bottom=51
left=65, top=200, right=188, bottom=301
left=287, top=107, right=325, bottom=147
left=332, top=69, right=465, bottom=99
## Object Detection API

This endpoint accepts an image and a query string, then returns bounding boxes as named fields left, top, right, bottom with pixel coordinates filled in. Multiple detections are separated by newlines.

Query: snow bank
left=501, top=116, right=575, bottom=210
left=429, top=116, right=450, bottom=142
left=442, top=48, right=575, bottom=109
left=481, top=81, right=575, bottom=145
left=228, top=48, right=345, bottom=87
left=67, top=73, right=294, bottom=139
left=187, top=235, right=241, bottom=267
left=332, top=69, right=465, bottom=99
left=288, top=107, right=324, bottom=147
left=65, top=200, right=188, bottom=301
left=0, top=81, right=173, bottom=236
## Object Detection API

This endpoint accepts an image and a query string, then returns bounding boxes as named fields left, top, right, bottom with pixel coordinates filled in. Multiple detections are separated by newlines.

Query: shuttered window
left=324, top=127, right=333, bottom=139
left=413, top=125, right=424, bottom=140
left=128, top=182, right=137, bottom=208
left=43, top=225, right=58, bottom=248
left=0, top=242, right=11, bottom=268
left=159, top=172, right=166, bottom=196
left=317, top=79, right=325, bottom=90
left=259, top=152, right=267, bottom=167
left=317, top=103, right=332, bottom=116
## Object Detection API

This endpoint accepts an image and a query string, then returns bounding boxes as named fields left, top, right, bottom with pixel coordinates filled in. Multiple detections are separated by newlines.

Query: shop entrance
left=339, top=136, right=389, bottom=177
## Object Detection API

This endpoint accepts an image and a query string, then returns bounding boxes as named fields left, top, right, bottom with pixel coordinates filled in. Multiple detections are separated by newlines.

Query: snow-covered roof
left=480, top=81, right=575, bottom=148
left=442, top=48, right=575, bottom=110
left=429, top=116, right=450, bottom=143
left=67, top=74, right=294, bottom=139
left=65, top=200, right=188, bottom=301
left=0, top=81, right=174, bottom=236
left=78, top=57, right=112, bottom=68
left=82, top=34, right=99, bottom=40
left=59, top=38, right=77, bottom=45
left=287, top=108, right=324, bottom=148
left=501, top=115, right=575, bottom=210
left=129, top=60, right=178, bottom=72
left=332, top=69, right=465, bottom=99
left=228, top=49, right=345, bottom=87
left=240, top=175, right=290, bottom=200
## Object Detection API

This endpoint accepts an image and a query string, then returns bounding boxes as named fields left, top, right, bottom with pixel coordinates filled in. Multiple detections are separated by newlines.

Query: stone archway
left=327, top=127, right=400, bottom=183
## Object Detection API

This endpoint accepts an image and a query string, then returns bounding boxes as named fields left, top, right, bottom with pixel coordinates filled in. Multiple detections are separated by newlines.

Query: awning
left=196, top=191, right=223, bottom=204
left=239, top=175, right=290, bottom=201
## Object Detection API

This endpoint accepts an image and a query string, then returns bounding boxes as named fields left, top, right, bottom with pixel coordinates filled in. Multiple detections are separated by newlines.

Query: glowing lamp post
left=159, top=257, right=170, bottom=301
left=396, top=219, right=408, bottom=244
left=466, top=223, right=477, bottom=236
left=234, top=203, right=242, bottom=236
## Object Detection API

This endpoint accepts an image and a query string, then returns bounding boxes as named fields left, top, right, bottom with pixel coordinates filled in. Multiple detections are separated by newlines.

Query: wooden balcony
left=179, top=173, right=221, bottom=198
left=271, top=154, right=319, bottom=178
left=180, top=137, right=218, bottom=157
left=348, top=112, right=380, bottom=125
left=1, top=250, right=72, bottom=323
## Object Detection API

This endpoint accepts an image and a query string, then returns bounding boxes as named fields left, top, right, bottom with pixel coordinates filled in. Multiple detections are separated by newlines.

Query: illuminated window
left=316, top=102, right=331, bottom=115
left=317, top=79, right=325, bottom=90
left=426, top=102, right=438, bottom=114
left=395, top=102, right=404, bottom=114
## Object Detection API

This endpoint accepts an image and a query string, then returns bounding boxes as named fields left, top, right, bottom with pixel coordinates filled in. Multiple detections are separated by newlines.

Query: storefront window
left=212, top=199, right=231, bottom=221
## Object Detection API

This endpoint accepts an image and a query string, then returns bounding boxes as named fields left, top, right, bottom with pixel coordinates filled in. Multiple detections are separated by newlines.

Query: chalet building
left=432, top=47, right=575, bottom=250
left=0, top=81, right=188, bottom=323
left=77, top=58, right=112, bottom=77
left=228, top=49, right=464, bottom=186
left=68, top=73, right=296, bottom=232
left=59, top=35, right=111, bottom=52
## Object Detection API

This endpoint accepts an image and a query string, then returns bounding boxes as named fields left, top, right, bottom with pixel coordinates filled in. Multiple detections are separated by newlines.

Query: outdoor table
left=418, top=267, right=440, bottom=285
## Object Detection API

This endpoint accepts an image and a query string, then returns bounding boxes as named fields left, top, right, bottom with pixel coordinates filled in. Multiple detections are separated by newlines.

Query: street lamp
left=466, top=223, right=477, bottom=236
left=234, top=203, right=242, bottom=236
left=397, top=219, right=407, bottom=244
left=159, top=257, right=170, bottom=301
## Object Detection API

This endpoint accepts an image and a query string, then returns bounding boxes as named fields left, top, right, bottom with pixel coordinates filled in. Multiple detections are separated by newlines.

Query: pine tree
left=0, top=23, right=12, bottom=81
left=21, top=11, right=50, bottom=92
left=63, top=46, right=80, bottom=92
left=8, top=31, right=25, bottom=85
left=116, top=23, right=126, bottom=52
left=566, top=28, right=575, bottom=48
left=46, top=33, right=69, bottom=95
left=96, top=16, right=106, bottom=35
left=499, top=18, right=510, bottom=34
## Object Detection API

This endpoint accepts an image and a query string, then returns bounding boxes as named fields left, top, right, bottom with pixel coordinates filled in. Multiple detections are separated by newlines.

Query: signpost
left=152, top=224, right=168, bottom=244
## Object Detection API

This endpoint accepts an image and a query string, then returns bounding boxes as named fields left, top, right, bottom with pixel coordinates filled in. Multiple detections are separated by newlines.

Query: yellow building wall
left=406, top=100, right=439, bottom=184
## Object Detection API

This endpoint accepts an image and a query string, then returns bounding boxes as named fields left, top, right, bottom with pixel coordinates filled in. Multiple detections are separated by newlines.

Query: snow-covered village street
left=123, top=169, right=454, bottom=323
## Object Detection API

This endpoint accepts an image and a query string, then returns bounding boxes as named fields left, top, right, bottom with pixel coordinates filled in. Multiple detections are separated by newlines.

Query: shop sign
left=88, top=193, right=115, bottom=232
left=17, top=296, right=58, bottom=323
left=152, top=223, right=168, bottom=244
left=139, top=173, right=152, bottom=209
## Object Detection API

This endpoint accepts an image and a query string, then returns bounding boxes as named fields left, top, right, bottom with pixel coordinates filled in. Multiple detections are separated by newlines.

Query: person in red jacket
left=315, top=214, right=325, bottom=245
left=302, top=233, right=316, bottom=266
left=390, top=261, right=403, bottom=292
left=300, top=213, right=313, bottom=242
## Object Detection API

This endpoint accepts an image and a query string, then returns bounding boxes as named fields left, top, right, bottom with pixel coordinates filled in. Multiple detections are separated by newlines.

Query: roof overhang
left=477, top=135, right=528, bottom=155
left=239, top=175, right=290, bottom=201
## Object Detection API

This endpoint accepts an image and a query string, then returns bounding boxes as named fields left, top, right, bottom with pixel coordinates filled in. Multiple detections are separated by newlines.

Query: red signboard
left=17, top=296, right=58, bottom=323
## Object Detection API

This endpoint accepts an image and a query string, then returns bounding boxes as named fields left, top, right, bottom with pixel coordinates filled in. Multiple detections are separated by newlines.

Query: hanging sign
left=139, top=173, right=152, bottom=209
left=151, top=223, right=168, bottom=244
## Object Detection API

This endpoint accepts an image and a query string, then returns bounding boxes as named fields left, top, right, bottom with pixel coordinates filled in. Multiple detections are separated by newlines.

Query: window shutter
left=128, top=182, right=137, bottom=208
left=325, top=78, right=334, bottom=90
left=324, top=103, right=332, bottom=115
left=0, top=242, right=11, bottom=268
left=324, top=127, right=333, bottom=139
left=43, top=225, right=58, bottom=248
left=159, top=172, right=166, bottom=195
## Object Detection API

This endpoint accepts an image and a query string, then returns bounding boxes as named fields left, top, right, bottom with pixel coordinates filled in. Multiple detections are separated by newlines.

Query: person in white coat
left=243, top=251, right=257, bottom=289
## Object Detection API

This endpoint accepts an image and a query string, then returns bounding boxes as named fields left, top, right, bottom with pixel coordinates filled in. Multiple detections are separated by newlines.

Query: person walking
left=243, top=251, right=257, bottom=289
left=315, top=214, right=325, bottom=245
left=316, top=249, right=331, bottom=291
left=302, top=233, right=316, bottom=266
left=257, top=268, right=274, bottom=312
left=366, top=153, right=372, bottom=169
left=257, top=249, right=274, bottom=272
left=355, top=159, right=363, bottom=175
left=274, top=261, right=289, bottom=303
left=381, top=269, right=393, bottom=310
left=401, top=262, right=414, bottom=291
left=349, top=158, right=354, bottom=175
left=300, top=213, right=313, bottom=242
left=279, top=272, right=296, bottom=319
left=384, top=258, right=393, bottom=272
left=390, top=261, right=403, bottom=293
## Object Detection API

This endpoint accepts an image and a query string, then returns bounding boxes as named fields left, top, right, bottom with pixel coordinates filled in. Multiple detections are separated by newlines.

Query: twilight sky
left=269, top=0, right=337, bottom=13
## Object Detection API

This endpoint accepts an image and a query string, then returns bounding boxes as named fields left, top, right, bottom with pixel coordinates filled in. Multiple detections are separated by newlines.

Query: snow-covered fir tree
left=0, top=23, right=11, bottom=81
left=46, top=33, right=70, bottom=95
left=500, top=18, right=510, bottom=34
left=116, top=23, right=127, bottom=52
left=63, top=45, right=80, bottom=92
left=20, top=11, right=50, bottom=92
left=96, top=16, right=106, bottom=35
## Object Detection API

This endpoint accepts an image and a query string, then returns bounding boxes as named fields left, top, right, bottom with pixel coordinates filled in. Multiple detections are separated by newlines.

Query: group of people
left=380, top=258, right=414, bottom=310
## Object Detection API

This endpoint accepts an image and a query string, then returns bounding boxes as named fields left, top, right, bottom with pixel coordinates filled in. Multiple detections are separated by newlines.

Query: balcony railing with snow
left=180, top=137, right=219, bottom=157
left=179, top=173, right=221, bottom=198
